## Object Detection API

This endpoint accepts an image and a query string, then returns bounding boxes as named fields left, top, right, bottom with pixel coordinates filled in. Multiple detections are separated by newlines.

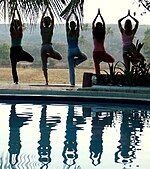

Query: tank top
left=67, top=36, right=78, bottom=49
left=93, top=37, right=105, bottom=51
left=122, top=31, right=134, bottom=47
left=11, top=38, right=22, bottom=47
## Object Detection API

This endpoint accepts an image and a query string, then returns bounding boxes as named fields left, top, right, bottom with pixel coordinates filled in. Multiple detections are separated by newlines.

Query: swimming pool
left=0, top=102, right=150, bottom=169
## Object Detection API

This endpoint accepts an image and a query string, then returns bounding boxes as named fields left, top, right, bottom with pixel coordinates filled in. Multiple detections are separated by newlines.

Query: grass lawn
left=0, top=67, right=94, bottom=84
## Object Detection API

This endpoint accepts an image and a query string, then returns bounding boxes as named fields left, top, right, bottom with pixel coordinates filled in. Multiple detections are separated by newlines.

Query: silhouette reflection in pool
left=115, top=110, right=146, bottom=165
left=37, top=105, right=61, bottom=168
left=89, top=109, right=113, bottom=166
left=8, top=104, right=32, bottom=167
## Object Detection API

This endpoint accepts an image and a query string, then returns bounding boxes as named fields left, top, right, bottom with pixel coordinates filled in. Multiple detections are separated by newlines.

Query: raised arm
left=11, top=10, right=15, bottom=24
left=10, top=3, right=17, bottom=24
left=118, top=15, right=128, bottom=33
left=72, top=10, right=79, bottom=33
left=10, top=9, right=15, bottom=32
left=99, top=9, right=105, bottom=30
left=16, top=8, right=22, bottom=27
left=92, top=9, right=105, bottom=30
left=129, top=14, right=139, bottom=35
left=92, top=11, right=99, bottom=30
left=40, top=7, right=48, bottom=29
left=66, top=12, right=72, bottom=32
left=118, top=10, right=131, bottom=33
left=48, top=7, right=54, bottom=29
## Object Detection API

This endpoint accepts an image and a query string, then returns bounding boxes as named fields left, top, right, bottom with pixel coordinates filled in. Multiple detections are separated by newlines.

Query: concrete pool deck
left=0, top=82, right=150, bottom=104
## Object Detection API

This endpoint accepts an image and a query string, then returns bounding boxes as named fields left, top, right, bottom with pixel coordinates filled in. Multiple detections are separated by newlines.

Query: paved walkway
left=0, top=82, right=150, bottom=104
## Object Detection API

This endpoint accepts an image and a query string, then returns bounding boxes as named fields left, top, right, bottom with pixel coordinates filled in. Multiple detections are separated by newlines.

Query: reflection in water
left=62, top=105, right=86, bottom=168
left=89, top=110, right=113, bottom=166
left=115, top=110, right=147, bottom=165
left=62, top=105, right=78, bottom=167
left=38, top=105, right=61, bottom=169
left=0, top=103, right=149, bottom=169
left=8, top=104, right=32, bottom=167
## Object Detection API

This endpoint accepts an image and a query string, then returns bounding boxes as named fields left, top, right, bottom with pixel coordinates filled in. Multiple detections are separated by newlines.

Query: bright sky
left=0, top=0, right=149, bottom=25
left=83, top=0, right=150, bottom=25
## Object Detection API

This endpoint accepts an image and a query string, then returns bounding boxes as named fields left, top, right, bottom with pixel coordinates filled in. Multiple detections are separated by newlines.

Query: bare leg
left=93, top=56, right=100, bottom=75
left=43, top=69, right=48, bottom=85
left=123, top=53, right=130, bottom=71
left=94, top=61, right=101, bottom=75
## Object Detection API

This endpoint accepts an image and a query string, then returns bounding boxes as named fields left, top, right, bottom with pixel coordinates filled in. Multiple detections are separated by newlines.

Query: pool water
left=0, top=102, right=150, bottom=169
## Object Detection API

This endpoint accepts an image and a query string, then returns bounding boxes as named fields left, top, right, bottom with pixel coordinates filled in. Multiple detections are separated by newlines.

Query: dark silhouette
left=62, top=105, right=78, bottom=167
left=66, top=9, right=87, bottom=86
left=89, top=110, right=113, bottom=166
left=118, top=10, right=139, bottom=71
left=40, top=6, right=62, bottom=85
left=8, top=104, right=32, bottom=167
left=92, top=8, right=114, bottom=75
left=62, top=105, right=87, bottom=168
left=37, top=105, right=61, bottom=169
left=115, top=110, right=145, bottom=165
left=10, top=6, right=34, bottom=84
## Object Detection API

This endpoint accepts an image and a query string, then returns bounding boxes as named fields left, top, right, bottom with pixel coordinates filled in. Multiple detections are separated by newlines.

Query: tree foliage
left=0, top=43, right=9, bottom=65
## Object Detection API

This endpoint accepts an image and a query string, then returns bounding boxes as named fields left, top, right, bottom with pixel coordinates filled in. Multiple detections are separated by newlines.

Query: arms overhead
left=72, top=9, right=79, bottom=32
left=118, top=10, right=139, bottom=33
left=16, top=8, right=22, bottom=27
left=92, top=8, right=105, bottom=29
left=66, top=9, right=79, bottom=32
left=66, top=11, right=72, bottom=31
left=40, top=6, right=54, bottom=29
left=48, top=6, right=54, bottom=28
left=129, top=12, right=139, bottom=34
left=40, top=7, right=48, bottom=28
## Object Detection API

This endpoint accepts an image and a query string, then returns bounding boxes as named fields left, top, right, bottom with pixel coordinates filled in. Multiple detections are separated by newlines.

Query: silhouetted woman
left=40, top=6, right=62, bottom=85
left=118, top=10, right=139, bottom=71
left=92, top=8, right=114, bottom=75
left=10, top=7, right=34, bottom=84
left=66, top=9, right=87, bottom=86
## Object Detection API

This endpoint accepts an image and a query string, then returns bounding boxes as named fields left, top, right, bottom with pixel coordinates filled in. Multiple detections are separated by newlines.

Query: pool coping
left=0, top=83, right=150, bottom=105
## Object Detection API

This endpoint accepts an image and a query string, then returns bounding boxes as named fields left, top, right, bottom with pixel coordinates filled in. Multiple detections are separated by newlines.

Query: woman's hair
left=93, top=22, right=105, bottom=42
left=124, top=19, right=132, bottom=30
left=43, top=16, right=51, bottom=27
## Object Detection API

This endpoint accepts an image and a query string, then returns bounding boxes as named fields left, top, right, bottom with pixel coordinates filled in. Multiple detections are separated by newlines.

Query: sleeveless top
left=93, top=37, right=105, bottom=51
left=122, top=31, right=134, bottom=47
left=11, top=38, right=22, bottom=47
left=10, top=27, right=22, bottom=47
left=67, top=36, right=78, bottom=49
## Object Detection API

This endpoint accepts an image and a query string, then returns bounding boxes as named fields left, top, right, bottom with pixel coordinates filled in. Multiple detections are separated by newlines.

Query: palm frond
left=0, top=0, right=84, bottom=23
left=137, top=0, right=150, bottom=12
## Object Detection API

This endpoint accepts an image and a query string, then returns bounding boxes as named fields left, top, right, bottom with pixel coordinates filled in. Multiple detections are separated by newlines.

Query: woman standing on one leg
left=118, top=10, right=139, bottom=71
left=10, top=6, right=34, bottom=84
left=66, top=9, right=87, bottom=86
left=92, top=8, right=114, bottom=75
left=40, top=6, right=62, bottom=85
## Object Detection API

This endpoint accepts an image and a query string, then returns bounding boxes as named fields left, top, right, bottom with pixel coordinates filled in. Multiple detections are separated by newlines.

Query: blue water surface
left=0, top=102, right=150, bottom=169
